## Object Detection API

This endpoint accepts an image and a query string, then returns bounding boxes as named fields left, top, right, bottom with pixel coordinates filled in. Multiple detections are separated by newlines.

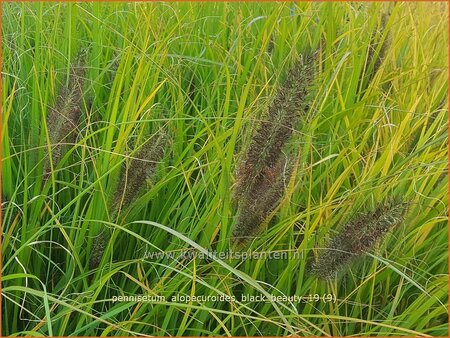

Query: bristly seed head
left=234, top=53, right=316, bottom=201
left=89, top=130, right=169, bottom=272
left=232, top=52, right=317, bottom=244
left=310, top=199, right=408, bottom=279
left=112, top=131, right=169, bottom=213
left=233, top=157, right=291, bottom=245
left=44, top=51, right=87, bottom=180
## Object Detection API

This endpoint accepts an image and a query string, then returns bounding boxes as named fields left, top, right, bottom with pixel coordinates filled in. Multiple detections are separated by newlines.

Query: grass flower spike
left=113, top=131, right=168, bottom=212
left=43, top=51, right=87, bottom=180
left=233, top=52, right=317, bottom=244
left=311, top=200, right=408, bottom=279
left=89, top=131, right=168, bottom=270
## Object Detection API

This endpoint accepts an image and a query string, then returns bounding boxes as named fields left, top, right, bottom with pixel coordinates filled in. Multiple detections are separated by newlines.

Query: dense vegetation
left=2, top=2, right=448, bottom=336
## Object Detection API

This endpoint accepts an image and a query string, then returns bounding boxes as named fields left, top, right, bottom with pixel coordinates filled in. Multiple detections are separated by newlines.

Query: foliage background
left=2, top=2, right=448, bottom=336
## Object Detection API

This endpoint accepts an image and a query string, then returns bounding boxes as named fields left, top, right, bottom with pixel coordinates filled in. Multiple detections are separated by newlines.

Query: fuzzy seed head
left=112, top=131, right=168, bottom=212
left=311, top=200, right=408, bottom=279
left=44, top=52, right=87, bottom=180
left=232, top=52, right=317, bottom=244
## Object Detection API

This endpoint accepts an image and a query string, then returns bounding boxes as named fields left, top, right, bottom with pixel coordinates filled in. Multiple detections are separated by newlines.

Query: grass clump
left=1, top=2, right=447, bottom=336
left=364, top=13, right=391, bottom=87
